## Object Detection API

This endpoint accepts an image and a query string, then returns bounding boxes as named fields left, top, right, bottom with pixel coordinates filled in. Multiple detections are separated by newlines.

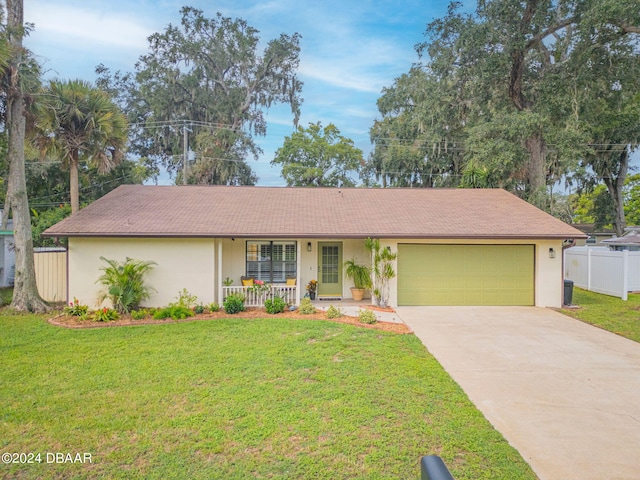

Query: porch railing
left=223, top=285, right=297, bottom=307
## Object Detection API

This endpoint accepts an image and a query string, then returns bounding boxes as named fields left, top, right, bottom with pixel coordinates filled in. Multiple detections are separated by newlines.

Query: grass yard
left=0, top=313, right=536, bottom=479
left=562, top=287, right=640, bottom=343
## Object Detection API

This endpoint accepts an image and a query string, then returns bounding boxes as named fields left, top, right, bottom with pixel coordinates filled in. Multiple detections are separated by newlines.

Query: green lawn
left=0, top=313, right=536, bottom=479
left=562, top=287, right=640, bottom=343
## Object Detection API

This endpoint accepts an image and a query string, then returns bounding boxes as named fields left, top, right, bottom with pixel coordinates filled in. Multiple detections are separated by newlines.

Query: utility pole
left=183, top=125, right=188, bottom=185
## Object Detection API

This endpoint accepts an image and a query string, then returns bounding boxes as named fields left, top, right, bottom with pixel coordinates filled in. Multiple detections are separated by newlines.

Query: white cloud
left=26, top=2, right=153, bottom=50
left=299, top=61, right=383, bottom=94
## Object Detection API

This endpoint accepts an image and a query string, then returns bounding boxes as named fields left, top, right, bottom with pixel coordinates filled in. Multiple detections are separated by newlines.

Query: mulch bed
left=48, top=307, right=412, bottom=334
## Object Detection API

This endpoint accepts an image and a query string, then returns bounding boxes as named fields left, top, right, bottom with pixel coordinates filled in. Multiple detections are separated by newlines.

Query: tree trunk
left=508, top=1, right=549, bottom=208
left=602, top=149, right=628, bottom=237
left=524, top=133, right=547, bottom=208
left=70, top=152, right=80, bottom=214
left=5, top=0, right=50, bottom=313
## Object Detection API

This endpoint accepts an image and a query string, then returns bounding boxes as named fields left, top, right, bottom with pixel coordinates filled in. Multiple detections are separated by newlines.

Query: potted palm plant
left=343, top=258, right=372, bottom=301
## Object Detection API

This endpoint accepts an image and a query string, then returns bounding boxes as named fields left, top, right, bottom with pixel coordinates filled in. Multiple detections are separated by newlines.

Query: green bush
left=0, top=287, right=12, bottom=307
left=194, top=304, right=205, bottom=314
left=93, top=307, right=119, bottom=322
left=64, top=297, right=89, bottom=319
left=265, top=296, right=286, bottom=314
left=174, top=288, right=198, bottom=309
left=207, top=302, right=220, bottom=313
left=358, top=309, right=377, bottom=324
left=130, top=309, right=149, bottom=320
left=153, top=305, right=194, bottom=320
left=326, top=305, right=343, bottom=319
left=97, top=257, right=157, bottom=314
left=299, top=298, right=316, bottom=314
left=223, top=293, right=246, bottom=314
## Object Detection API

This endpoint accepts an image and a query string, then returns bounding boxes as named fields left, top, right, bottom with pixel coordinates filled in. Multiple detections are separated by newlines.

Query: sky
left=24, top=0, right=460, bottom=186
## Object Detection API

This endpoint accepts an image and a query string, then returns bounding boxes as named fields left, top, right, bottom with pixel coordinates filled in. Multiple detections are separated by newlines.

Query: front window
left=246, top=241, right=296, bottom=282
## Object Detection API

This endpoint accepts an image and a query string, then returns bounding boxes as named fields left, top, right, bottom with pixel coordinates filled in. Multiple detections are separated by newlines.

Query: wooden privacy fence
left=564, top=246, right=640, bottom=301
left=34, top=248, right=67, bottom=303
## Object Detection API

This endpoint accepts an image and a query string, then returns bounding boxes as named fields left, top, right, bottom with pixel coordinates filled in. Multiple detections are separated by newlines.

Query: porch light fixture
left=307, top=242, right=312, bottom=252
left=549, top=248, right=556, bottom=259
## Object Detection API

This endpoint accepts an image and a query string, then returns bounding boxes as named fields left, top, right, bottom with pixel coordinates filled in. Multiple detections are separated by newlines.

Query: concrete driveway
left=397, top=306, right=640, bottom=480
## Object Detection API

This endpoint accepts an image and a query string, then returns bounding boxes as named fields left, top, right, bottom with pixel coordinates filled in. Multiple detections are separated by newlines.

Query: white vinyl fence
left=564, top=246, right=640, bottom=300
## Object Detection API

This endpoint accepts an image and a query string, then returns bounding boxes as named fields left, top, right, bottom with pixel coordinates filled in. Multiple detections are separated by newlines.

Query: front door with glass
left=317, top=242, right=342, bottom=298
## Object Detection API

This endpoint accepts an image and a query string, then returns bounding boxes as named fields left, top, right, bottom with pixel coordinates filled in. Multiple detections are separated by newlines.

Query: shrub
left=130, top=309, right=149, bottom=320
left=153, top=305, right=194, bottom=320
left=174, top=288, right=198, bottom=309
left=93, top=307, right=119, bottom=322
left=207, top=302, right=220, bottom=313
left=0, top=287, right=12, bottom=307
left=64, top=297, right=89, bottom=319
left=223, top=293, right=246, bottom=314
left=97, top=257, right=156, bottom=314
left=358, top=309, right=377, bottom=324
left=265, top=296, right=286, bottom=314
left=299, top=298, right=316, bottom=314
left=194, top=304, right=205, bottom=314
left=326, top=305, right=343, bottom=319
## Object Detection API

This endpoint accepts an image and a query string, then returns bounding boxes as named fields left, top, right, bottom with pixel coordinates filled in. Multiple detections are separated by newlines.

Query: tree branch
left=526, top=16, right=576, bottom=50
left=619, top=22, right=640, bottom=34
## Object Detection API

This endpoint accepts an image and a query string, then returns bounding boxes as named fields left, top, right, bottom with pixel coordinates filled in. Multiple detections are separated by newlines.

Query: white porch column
left=217, top=239, right=223, bottom=304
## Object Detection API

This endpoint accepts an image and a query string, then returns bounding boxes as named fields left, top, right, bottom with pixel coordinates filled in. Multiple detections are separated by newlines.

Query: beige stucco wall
left=68, top=236, right=564, bottom=309
left=385, top=238, right=565, bottom=308
left=68, top=237, right=216, bottom=308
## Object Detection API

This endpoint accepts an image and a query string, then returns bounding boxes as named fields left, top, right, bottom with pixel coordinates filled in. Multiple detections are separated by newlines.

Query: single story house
left=602, top=229, right=640, bottom=251
left=572, top=223, right=616, bottom=246
left=43, top=185, right=586, bottom=309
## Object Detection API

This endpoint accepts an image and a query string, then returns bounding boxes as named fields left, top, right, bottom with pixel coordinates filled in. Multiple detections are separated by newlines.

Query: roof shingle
left=43, top=185, right=586, bottom=239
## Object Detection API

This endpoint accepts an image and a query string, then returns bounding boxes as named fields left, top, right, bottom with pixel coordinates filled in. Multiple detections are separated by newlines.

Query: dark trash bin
left=564, top=279, right=574, bottom=306
left=421, top=455, right=454, bottom=480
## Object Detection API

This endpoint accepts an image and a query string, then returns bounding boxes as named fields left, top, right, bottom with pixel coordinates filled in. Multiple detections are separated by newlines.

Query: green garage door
left=398, top=244, right=534, bottom=306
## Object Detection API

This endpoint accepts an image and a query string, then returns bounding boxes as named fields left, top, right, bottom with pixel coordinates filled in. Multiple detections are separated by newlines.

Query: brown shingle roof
left=43, top=185, right=586, bottom=239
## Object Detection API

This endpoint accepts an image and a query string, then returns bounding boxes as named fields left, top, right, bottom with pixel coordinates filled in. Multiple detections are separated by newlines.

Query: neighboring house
left=601, top=228, right=640, bottom=251
left=0, top=217, right=15, bottom=288
left=572, top=224, right=616, bottom=246
left=43, top=185, right=586, bottom=309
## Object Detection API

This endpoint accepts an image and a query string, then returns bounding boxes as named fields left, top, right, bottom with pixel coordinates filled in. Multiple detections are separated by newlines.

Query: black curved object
left=420, top=455, right=454, bottom=480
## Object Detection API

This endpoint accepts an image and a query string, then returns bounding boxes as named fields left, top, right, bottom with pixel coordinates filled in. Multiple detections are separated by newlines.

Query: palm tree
left=32, top=79, right=128, bottom=213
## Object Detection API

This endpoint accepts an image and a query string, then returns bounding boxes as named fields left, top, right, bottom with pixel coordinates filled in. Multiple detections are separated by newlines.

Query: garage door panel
left=398, top=244, right=534, bottom=306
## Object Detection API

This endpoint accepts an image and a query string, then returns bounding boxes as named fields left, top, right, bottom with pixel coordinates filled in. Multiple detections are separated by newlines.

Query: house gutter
left=43, top=232, right=589, bottom=240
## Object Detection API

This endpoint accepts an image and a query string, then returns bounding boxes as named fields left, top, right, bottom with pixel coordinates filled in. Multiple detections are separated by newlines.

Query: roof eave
left=43, top=232, right=588, bottom=240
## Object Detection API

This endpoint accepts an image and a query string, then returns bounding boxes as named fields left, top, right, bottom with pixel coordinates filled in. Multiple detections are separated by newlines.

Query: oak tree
left=272, top=122, right=363, bottom=187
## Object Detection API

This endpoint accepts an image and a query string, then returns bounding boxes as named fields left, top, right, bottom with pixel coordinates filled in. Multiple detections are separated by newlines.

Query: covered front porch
left=215, top=237, right=371, bottom=307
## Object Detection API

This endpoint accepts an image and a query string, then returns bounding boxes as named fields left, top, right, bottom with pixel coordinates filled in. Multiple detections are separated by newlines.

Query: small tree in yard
left=97, top=257, right=156, bottom=313
left=365, top=238, right=397, bottom=308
